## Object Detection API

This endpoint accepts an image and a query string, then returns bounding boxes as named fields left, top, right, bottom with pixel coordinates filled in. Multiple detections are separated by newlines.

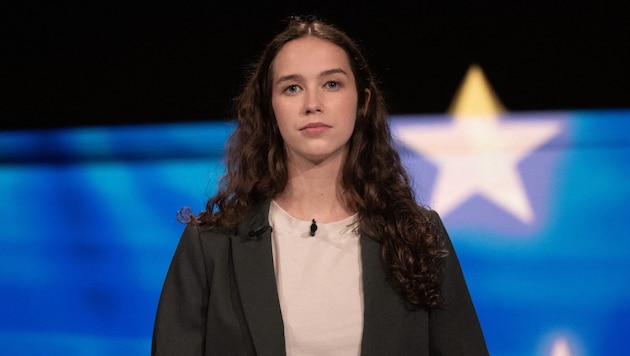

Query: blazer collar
left=230, top=201, right=407, bottom=356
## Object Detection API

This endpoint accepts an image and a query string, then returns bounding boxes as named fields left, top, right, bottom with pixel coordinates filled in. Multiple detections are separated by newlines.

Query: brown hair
left=188, top=15, right=448, bottom=309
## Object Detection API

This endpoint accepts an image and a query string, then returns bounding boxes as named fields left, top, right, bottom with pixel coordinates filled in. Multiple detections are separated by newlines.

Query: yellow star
left=448, top=63, right=505, bottom=119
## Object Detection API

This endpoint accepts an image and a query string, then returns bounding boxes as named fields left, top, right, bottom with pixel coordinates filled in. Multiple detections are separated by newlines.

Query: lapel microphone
left=248, top=225, right=272, bottom=240
left=310, top=219, right=317, bottom=236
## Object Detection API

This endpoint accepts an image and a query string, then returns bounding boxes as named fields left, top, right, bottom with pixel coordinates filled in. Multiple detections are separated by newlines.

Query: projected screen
left=1, top=110, right=629, bottom=355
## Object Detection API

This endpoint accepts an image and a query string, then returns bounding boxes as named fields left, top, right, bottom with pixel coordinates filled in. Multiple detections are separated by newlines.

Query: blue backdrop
left=1, top=109, right=629, bottom=355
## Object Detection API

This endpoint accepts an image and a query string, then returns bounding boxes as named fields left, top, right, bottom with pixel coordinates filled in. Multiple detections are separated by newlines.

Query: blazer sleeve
left=152, top=224, right=210, bottom=355
left=428, top=211, right=489, bottom=355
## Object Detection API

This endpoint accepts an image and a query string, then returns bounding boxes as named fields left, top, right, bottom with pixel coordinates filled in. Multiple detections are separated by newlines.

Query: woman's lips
left=300, top=122, right=331, bottom=135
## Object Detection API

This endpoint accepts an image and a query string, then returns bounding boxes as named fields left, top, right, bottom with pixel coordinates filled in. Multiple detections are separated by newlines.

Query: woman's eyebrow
left=275, top=68, right=348, bottom=85
left=275, top=74, right=303, bottom=85
left=319, top=68, right=348, bottom=78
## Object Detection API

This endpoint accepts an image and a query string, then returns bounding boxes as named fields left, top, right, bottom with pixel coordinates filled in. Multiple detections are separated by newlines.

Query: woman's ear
left=362, top=88, right=371, bottom=115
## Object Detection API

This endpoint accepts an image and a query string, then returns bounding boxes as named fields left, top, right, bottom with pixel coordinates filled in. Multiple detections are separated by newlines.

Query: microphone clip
left=310, top=219, right=317, bottom=236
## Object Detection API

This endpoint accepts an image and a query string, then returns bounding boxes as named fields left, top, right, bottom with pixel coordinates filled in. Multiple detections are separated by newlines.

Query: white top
left=269, top=200, right=364, bottom=356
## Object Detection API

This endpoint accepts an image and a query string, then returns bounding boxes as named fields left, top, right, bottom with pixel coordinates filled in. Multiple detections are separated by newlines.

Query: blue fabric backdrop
left=1, top=109, right=629, bottom=355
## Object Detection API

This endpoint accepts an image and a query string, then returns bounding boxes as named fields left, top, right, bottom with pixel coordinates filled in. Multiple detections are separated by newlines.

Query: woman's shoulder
left=180, top=222, right=235, bottom=248
left=416, top=204, right=442, bottom=223
left=178, top=200, right=271, bottom=245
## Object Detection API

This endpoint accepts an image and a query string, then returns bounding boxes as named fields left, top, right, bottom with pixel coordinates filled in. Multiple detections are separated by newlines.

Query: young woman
left=152, top=16, right=488, bottom=355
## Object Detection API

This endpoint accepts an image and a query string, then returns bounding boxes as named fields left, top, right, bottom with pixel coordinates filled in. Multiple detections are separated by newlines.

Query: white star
left=394, top=65, right=562, bottom=224
left=395, top=117, right=561, bottom=223
left=549, top=337, right=573, bottom=356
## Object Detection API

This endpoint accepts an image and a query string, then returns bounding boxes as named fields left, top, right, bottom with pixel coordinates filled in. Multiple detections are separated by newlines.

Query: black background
left=3, top=0, right=629, bottom=130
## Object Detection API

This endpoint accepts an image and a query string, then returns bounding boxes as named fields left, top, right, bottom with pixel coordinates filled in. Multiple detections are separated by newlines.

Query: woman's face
left=271, top=36, right=359, bottom=165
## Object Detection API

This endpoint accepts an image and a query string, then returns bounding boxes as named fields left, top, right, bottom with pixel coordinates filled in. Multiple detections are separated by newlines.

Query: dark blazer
left=152, top=202, right=488, bottom=355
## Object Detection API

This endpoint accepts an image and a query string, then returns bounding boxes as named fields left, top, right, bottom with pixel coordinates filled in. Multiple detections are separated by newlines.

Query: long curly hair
left=189, top=15, right=448, bottom=309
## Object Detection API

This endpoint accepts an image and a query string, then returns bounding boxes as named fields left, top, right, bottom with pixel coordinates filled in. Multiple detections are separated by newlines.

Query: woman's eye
left=284, top=85, right=300, bottom=94
left=325, top=81, right=340, bottom=89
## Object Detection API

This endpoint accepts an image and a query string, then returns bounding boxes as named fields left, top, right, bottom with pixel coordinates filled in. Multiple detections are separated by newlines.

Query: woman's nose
left=303, top=90, right=323, bottom=114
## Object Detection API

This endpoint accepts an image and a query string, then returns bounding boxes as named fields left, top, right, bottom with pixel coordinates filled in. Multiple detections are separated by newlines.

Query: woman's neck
left=274, top=155, right=354, bottom=223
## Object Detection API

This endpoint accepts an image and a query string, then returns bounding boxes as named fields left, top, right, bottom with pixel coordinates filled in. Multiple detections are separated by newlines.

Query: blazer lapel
left=231, top=202, right=286, bottom=356
left=229, top=204, right=409, bottom=356
left=360, top=235, right=408, bottom=356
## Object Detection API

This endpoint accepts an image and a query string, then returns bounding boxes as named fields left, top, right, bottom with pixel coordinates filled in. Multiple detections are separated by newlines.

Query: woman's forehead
left=271, top=37, right=352, bottom=79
